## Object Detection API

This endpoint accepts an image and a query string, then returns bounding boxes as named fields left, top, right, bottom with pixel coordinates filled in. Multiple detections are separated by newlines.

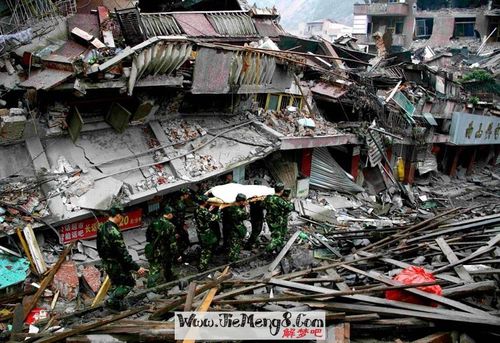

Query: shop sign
left=449, top=112, right=500, bottom=145
left=59, top=208, right=143, bottom=244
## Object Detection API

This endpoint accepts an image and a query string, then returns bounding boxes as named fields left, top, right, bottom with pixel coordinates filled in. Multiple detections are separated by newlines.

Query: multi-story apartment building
left=353, top=0, right=500, bottom=52
left=298, top=19, right=353, bottom=42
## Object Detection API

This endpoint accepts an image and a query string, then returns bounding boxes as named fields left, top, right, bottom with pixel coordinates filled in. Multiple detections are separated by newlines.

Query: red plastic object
left=25, top=308, right=49, bottom=325
left=385, top=266, right=442, bottom=307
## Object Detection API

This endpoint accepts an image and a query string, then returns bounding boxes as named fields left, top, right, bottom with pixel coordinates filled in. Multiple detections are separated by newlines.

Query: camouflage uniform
left=247, top=200, right=264, bottom=247
left=172, top=197, right=189, bottom=256
left=264, top=192, right=293, bottom=252
left=194, top=205, right=220, bottom=270
left=145, top=216, right=177, bottom=287
left=97, top=220, right=139, bottom=309
left=226, top=197, right=248, bottom=262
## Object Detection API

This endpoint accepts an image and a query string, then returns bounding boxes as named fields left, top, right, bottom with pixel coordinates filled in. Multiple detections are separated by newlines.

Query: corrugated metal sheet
left=206, top=12, right=257, bottom=36
left=173, top=13, right=220, bottom=37
left=311, top=148, right=364, bottom=194
left=366, top=130, right=383, bottom=167
left=128, top=41, right=192, bottom=95
left=229, top=51, right=276, bottom=86
left=192, top=47, right=277, bottom=93
left=140, top=13, right=183, bottom=37
left=192, top=47, right=232, bottom=94
left=253, top=18, right=283, bottom=38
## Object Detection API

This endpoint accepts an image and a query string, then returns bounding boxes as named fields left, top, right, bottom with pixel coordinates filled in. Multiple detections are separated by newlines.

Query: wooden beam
left=24, top=243, right=74, bottom=321
left=340, top=264, right=492, bottom=317
left=435, top=237, right=474, bottom=283
left=183, top=282, right=197, bottom=312
left=264, top=230, right=301, bottom=279
left=442, top=280, right=497, bottom=298
left=183, top=268, right=230, bottom=343
left=311, top=302, right=500, bottom=326
left=33, top=306, right=147, bottom=343
left=150, top=271, right=231, bottom=320
left=434, top=234, right=500, bottom=273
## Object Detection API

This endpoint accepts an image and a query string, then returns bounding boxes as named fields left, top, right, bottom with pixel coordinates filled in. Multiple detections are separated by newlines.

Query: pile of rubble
left=1, top=166, right=499, bottom=342
left=257, top=107, right=339, bottom=137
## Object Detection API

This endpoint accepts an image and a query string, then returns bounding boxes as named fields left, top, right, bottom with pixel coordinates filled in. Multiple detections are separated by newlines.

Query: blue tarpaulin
left=0, top=254, right=30, bottom=289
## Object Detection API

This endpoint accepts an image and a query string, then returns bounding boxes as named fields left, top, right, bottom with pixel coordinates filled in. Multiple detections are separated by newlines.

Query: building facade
left=299, top=19, right=353, bottom=42
left=353, top=0, right=500, bottom=52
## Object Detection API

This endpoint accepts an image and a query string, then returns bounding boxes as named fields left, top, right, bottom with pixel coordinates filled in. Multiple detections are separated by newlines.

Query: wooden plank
left=311, top=302, right=500, bottom=326
left=442, top=280, right=497, bottom=298
left=434, top=234, right=500, bottom=273
left=356, top=251, right=463, bottom=284
left=183, top=268, right=230, bottom=343
left=91, top=275, right=111, bottom=308
left=33, top=306, right=147, bottom=343
left=24, top=243, right=74, bottom=321
left=183, top=282, right=197, bottom=312
left=214, top=280, right=445, bottom=306
left=435, top=237, right=474, bottom=283
left=340, top=264, right=491, bottom=317
left=264, top=231, right=301, bottom=278
left=150, top=272, right=231, bottom=320
left=23, top=225, right=47, bottom=274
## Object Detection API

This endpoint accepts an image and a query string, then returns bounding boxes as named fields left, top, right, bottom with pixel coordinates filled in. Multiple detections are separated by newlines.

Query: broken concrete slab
left=52, top=261, right=79, bottom=301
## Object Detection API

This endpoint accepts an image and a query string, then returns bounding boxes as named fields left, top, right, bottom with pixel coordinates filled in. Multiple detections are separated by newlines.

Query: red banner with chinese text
left=59, top=208, right=143, bottom=244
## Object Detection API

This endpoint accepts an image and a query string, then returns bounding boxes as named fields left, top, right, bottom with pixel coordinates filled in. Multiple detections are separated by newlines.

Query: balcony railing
left=354, top=2, right=409, bottom=16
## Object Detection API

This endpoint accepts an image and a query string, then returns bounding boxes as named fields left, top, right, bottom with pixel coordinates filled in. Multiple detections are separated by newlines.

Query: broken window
left=454, top=17, right=476, bottom=37
left=267, top=95, right=280, bottom=111
left=387, top=17, right=405, bottom=35
left=263, top=94, right=303, bottom=111
left=415, top=18, right=434, bottom=38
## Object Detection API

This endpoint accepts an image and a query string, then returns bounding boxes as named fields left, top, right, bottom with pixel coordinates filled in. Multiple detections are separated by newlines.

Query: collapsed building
left=0, top=0, right=499, bottom=341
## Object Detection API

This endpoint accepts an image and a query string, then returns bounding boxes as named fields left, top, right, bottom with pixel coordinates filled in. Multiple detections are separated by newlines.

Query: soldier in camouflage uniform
left=97, top=207, right=146, bottom=310
left=264, top=182, right=289, bottom=252
left=145, top=206, right=178, bottom=287
left=226, top=193, right=248, bottom=262
left=246, top=179, right=265, bottom=249
left=194, top=195, right=221, bottom=270
left=171, top=188, right=191, bottom=259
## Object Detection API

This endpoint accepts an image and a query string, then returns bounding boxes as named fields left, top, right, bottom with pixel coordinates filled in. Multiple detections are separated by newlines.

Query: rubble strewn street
left=1, top=0, right=500, bottom=342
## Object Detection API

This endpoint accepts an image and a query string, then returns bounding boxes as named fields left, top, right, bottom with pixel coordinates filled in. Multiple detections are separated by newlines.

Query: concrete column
left=300, top=148, right=313, bottom=177
left=449, top=146, right=463, bottom=177
left=466, top=147, right=477, bottom=176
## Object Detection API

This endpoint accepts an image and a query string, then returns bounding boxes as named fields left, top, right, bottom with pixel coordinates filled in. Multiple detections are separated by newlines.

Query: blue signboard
left=449, top=112, right=500, bottom=145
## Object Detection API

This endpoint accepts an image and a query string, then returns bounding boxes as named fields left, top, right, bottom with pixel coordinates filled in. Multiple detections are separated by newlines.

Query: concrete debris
left=51, top=261, right=79, bottom=301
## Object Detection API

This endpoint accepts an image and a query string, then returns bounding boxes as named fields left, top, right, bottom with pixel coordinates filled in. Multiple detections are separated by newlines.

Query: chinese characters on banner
left=59, top=208, right=143, bottom=244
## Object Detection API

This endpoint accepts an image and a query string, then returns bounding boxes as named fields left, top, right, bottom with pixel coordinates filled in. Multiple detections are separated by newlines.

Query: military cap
left=196, top=194, right=209, bottom=204
left=235, top=193, right=247, bottom=202
left=283, top=188, right=291, bottom=197
left=109, top=204, right=124, bottom=217
left=163, top=205, right=174, bottom=215
left=180, top=187, right=190, bottom=195
left=274, top=182, right=285, bottom=192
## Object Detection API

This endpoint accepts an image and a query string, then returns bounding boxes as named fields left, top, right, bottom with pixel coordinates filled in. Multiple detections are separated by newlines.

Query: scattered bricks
left=82, top=265, right=101, bottom=294
left=52, top=261, right=79, bottom=301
